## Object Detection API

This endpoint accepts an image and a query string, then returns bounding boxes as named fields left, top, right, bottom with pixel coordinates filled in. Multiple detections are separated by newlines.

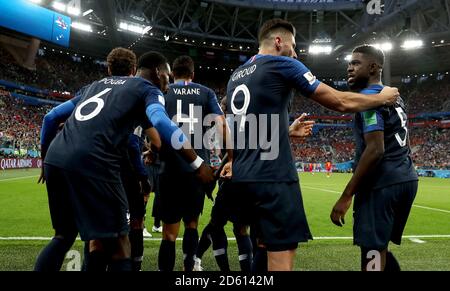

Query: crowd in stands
left=410, top=127, right=450, bottom=170
left=291, top=126, right=449, bottom=170
left=0, top=45, right=448, bottom=169
left=291, top=127, right=355, bottom=164
left=0, top=90, right=51, bottom=158
left=0, top=46, right=104, bottom=95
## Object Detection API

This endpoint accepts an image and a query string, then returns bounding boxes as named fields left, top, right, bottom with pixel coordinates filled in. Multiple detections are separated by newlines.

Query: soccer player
left=221, top=18, right=400, bottom=271
left=330, top=45, right=418, bottom=271
left=120, top=125, right=160, bottom=271
left=142, top=141, right=163, bottom=234
left=35, top=48, right=214, bottom=271
left=194, top=108, right=315, bottom=272
left=157, top=55, right=228, bottom=271
left=325, top=161, right=332, bottom=178
left=194, top=96, right=252, bottom=272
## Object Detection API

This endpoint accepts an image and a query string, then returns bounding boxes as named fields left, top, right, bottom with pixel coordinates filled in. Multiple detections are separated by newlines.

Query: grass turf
left=0, top=169, right=449, bottom=271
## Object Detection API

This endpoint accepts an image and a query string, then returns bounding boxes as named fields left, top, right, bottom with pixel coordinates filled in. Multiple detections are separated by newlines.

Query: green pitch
left=0, top=169, right=449, bottom=271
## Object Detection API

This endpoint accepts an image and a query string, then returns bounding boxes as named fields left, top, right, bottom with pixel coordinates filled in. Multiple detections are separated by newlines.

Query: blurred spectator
left=0, top=90, right=51, bottom=158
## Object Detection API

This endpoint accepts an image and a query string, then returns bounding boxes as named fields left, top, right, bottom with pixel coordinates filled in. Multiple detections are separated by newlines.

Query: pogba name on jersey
left=98, top=78, right=127, bottom=85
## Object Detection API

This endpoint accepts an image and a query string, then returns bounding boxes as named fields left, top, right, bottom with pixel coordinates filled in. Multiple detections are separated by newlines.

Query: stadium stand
left=0, top=45, right=448, bottom=170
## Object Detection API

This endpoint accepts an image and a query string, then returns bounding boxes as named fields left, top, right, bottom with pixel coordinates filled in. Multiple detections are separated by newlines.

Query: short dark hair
left=137, top=51, right=168, bottom=71
left=352, top=44, right=385, bottom=67
left=258, top=18, right=296, bottom=44
left=172, top=55, right=194, bottom=79
left=106, top=47, right=136, bottom=76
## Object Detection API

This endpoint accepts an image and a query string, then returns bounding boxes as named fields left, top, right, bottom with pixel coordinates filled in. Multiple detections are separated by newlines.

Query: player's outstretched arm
left=330, top=131, right=384, bottom=227
left=310, top=83, right=399, bottom=113
left=146, top=103, right=215, bottom=184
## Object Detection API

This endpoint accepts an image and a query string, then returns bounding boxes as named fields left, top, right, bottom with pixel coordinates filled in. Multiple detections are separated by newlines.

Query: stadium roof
left=8, top=0, right=450, bottom=76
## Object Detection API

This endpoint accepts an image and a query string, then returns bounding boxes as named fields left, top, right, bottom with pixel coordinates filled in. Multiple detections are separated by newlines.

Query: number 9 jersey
left=353, top=84, right=418, bottom=189
left=226, top=54, right=320, bottom=183
left=45, top=76, right=164, bottom=183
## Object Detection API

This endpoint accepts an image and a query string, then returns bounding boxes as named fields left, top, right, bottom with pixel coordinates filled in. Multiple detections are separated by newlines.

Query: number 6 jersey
left=353, top=84, right=418, bottom=189
left=44, top=76, right=164, bottom=183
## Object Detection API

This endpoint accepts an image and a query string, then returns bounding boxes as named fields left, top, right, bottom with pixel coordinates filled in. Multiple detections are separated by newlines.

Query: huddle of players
left=35, top=18, right=417, bottom=272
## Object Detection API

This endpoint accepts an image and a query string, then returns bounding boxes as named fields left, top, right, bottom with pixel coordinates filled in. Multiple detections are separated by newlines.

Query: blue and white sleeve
left=142, top=83, right=189, bottom=149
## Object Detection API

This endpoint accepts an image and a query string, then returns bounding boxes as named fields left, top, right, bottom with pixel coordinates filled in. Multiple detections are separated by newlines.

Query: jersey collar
left=174, top=80, right=192, bottom=86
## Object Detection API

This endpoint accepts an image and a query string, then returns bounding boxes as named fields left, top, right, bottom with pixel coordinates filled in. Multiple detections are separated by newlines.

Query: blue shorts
left=158, top=171, right=205, bottom=224
left=233, top=181, right=313, bottom=251
left=353, top=180, right=418, bottom=249
left=45, top=164, right=129, bottom=241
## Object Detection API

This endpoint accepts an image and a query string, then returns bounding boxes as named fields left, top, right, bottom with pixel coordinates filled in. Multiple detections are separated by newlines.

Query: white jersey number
left=75, top=88, right=112, bottom=121
left=394, top=107, right=408, bottom=147
left=231, top=84, right=251, bottom=132
left=176, top=99, right=198, bottom=134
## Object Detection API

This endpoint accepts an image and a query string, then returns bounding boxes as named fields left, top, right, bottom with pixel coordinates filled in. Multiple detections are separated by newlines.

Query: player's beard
left=348, top=77, right=369, bottom=92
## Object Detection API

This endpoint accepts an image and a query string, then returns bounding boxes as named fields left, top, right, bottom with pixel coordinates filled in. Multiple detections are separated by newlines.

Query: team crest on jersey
left=158, top=95, right=165, bottom=106
left=303, top=72, right=317, bottom=85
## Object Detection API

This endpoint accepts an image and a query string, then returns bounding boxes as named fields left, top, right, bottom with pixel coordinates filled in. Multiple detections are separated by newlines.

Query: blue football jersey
left=45, top=76, right=164, bottom=183
left=160, top=81, right=223, bottom=173
left=226, top=54, right=320, bottom=182
left=353, top=84, right=418, bottom=189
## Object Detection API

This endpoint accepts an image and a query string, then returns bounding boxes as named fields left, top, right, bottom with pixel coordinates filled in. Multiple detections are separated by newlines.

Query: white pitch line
left=1, top=235, right=450, bottom=241
left=302, top=185, right=341, bottom=194
left=412, top=205, right=450, bottom=214
left=0, top=175, right=39, bottom=182
left=302, top=186, right=450, bottom=214
left=409, top=238, right=426, bottom=244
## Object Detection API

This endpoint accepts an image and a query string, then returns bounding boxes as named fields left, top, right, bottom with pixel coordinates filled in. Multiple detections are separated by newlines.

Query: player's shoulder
left=191, top=82, right=214, bottom=94
left=127, top=76, right=154, bottom=87
left=360, top=84, right=384, bottom=95
left=257, top=54, right=305, bottom=67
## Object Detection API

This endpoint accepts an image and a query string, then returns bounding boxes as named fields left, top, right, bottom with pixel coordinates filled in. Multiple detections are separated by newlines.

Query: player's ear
left=369, top=62, right=378, bottom=74
left=275, top=36, right=282, bottom=51
left=151, top=67, right=161, bottom=82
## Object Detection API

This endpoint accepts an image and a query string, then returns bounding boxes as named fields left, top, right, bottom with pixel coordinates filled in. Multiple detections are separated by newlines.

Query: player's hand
left=37, top=167, right=45, bottom=184
left=379, top=86, right=400, bottom=106
left=196, top=162, right=215, bottom=184
left=143, top=150, right=155, bottom=165
left=289, top=113, right=315, bottom=138
left=220, top=161, right=232, bottom=179
left=330, top=194, right=353, bottom=227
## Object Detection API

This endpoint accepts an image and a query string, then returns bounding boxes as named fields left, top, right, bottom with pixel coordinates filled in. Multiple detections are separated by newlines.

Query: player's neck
left=368, top=78, right=383, bottom=87
left=258, top=47, right=279, bottom=56
left=174, top=78, right=192, bottom=83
